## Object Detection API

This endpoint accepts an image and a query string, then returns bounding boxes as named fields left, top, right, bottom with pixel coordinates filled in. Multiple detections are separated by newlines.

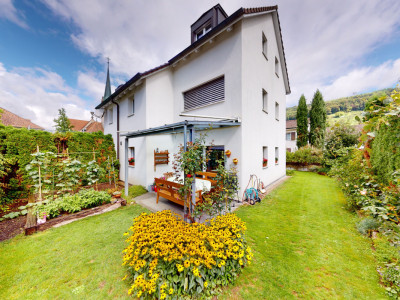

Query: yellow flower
left=160, top=292, right=167, bottom=299
left=169, top=288, right=174, bottom=294
left=184, top=260, right=190, bottom=268
left=122, top=275, right=128, bottom=281
left=204, top=281, right=208, bottom=288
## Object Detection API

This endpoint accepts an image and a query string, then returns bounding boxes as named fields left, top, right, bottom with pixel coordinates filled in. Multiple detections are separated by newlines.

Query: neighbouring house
left=286, top=120, right=297, bottom=152
left=68, top=118, right=104, bottom=133
left=0, top=107, right=44, bottom=130
left=95, top=4, right=290, bottom=196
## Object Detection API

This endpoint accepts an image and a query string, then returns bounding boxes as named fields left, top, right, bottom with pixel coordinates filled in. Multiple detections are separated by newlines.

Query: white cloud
left=0, top=62, right=91, bottom=130
left=0, top=0, right=28, bottom=29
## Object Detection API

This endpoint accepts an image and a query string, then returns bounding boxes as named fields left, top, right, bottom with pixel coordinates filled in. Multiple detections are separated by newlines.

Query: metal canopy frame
left=122, top=119, right=240, bottom=222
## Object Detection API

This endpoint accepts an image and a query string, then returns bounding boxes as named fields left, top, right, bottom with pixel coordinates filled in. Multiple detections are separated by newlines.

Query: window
left=291, top=132, right=296, bottom=141
left=206, top=146, right=224, bottom=172
left=128, top=97, right=135, bottom=115
left=262, top=32, right=268, bottom=59
left=263, top=146, right=268, bottom=168
left=286, top=133, right=291, bottom=141
left=195, top=23, right=212, bottom=41
left=275, top=57, right=279, bottom=77
left=183, top=76, right=224, bottom=111
left=286, top=148, right=291, bottom=153
left=128, top=147, right=135, bottom=166
left=108, top=107, right=113, bottom=124
left=275, top=147, right=279, bottom=164
left=262, top=89, right=268, bottom=113
left=275, top=102, right=279, bottom=121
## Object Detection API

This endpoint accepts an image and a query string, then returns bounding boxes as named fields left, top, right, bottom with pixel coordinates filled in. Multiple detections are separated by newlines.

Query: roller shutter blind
left=184, top=76, right=224, bottom=110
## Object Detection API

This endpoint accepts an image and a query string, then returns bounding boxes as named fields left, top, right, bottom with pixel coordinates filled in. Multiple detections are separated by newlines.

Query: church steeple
left=103, top=58, right=111, bottom=101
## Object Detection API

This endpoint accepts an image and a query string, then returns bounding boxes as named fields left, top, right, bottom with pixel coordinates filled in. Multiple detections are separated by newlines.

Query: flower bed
left=122, top=210, right=253, bottom=299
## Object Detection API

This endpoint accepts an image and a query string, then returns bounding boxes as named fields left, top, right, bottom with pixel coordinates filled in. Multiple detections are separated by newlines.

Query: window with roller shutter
left=183, top=76, right=225, bottom=111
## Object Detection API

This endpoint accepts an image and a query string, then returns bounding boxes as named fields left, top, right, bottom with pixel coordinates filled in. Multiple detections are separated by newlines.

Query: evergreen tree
left=309, top=90, right=326, bottom=148
left=54, top=108, right=73, bottom=133
left=296, top=94, right=308, bottom=148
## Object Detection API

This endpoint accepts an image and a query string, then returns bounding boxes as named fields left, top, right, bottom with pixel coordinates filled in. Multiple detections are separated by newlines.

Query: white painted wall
left=240, top=14, right=287, bottom=189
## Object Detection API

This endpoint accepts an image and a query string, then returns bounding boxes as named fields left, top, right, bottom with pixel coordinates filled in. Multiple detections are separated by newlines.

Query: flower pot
left=129, top=162, right=135, bottom=166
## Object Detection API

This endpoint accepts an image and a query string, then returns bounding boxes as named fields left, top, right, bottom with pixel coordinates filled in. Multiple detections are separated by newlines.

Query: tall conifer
left=54, top=108, right=73, bottom=133
left=296, top=95, right=308, bottom=148
left=309, top=90, right=326, bottom=148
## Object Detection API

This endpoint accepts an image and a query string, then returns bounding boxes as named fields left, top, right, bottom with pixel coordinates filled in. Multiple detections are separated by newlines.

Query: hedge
left=0, top=125, right=116, bottom=205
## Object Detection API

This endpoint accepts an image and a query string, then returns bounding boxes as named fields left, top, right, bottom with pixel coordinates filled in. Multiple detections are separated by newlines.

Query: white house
left=286, top=120, right=297, bottom=152
left=95, top=4, right=290, bottom=198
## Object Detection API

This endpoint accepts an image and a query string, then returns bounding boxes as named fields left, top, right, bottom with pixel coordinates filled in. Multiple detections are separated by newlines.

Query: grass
left=0, top=173, right=387, bottom=299
left=220, top=172, right=386, bottom=299
left=0, top=204, right=149, bottom=299
left=327, top=110, right=362, bottom=126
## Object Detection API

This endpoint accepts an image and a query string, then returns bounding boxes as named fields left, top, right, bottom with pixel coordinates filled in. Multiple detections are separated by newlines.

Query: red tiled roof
left=286, top=119, right=297, bottom=129
left=0, top=107, right=44, bottom=130
left=68, top=118, right=104, bottom=133
left=96, top=5, right=290, bottom=109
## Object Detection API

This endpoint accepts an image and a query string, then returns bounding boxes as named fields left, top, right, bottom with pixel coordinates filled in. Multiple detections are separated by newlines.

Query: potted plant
left=128, top=157, right=135, bottom=166
left=275, top=157, right=278, bottom=164
left=263, top=158, right=268, bottom=167
left=113, top=191, right=121, bottom=198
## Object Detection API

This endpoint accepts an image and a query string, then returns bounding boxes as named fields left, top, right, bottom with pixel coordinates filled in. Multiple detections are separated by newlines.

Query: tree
left=296, top=94, right=308, bottom=148
left=53, top=108, right=73, bottom=133
left=309, top=90, right=327, bottom=148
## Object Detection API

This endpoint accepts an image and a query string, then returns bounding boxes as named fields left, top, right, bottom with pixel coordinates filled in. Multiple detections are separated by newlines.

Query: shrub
left=122, top=211, right=253, bottom=299
left=286, top=145, right=323, bottom=165
left=356, top=217, right=380, bottom=235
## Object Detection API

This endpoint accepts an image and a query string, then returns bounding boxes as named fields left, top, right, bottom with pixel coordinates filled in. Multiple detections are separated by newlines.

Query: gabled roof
left=0, top=107, right=44, bottom=130
left=286, top=119, right=297, bottom=129
left=69, top=118, right=104, bottom=133
left=191, top=4, right=228, bottom=27
left=96, top=5, right=290, bottom=110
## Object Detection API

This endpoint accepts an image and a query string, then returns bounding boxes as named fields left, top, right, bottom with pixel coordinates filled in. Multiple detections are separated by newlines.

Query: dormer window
left=195, top=23, right=212, bottom=41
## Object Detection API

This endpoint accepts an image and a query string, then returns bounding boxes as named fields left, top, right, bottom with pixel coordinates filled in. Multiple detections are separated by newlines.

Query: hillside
left=286, top=88, right=394, bottom=120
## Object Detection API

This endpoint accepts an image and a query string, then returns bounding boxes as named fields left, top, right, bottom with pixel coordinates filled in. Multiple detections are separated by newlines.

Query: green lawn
left=0, top=204, right=149, bottom=299
left=220, top=172, right=386, bottom=299
left=0, top=173, right=386, bottom=299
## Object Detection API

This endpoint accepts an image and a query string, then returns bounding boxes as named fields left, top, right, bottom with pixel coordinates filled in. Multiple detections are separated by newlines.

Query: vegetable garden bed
left=0, top=182, right=123, bottom=242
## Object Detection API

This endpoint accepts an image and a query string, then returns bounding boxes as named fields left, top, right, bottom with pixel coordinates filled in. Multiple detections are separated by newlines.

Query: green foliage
left=35, top=189, right=111, bottom=219
left=53, top=108, right=73, bottom=133
left=296, top=94, right=308, bottom=148
left=356, top=217, right=380, bottom=235
left=370, top=117, right=400, bottom=184
left=286, top=145, right=323, bottom=165
left=286, top=88, right=394, bottom=120
left=323, top=122, right=360, bottom=168
left=309, top=90, right=327, bottom=148
left=128, top=185, right=147, bottom=199
left=0, top=127, right=116, bottom=205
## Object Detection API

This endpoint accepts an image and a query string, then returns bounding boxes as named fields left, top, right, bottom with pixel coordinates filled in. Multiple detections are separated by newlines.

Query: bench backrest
left=196, top=171, right=217, bottom=185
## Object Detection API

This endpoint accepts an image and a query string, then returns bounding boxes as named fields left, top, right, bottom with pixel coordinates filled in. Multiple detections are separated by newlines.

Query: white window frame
left=108, top=107, right=113, bottom=124
left=128, top=147, right=135, bottom=167
left=275, top=102, right=279, bottom=121
left=128, top=97, right=135, bottom=116
left=286, top=133, right=291, bottom=141
left=262, top=89, right=268, bottom=113
left=275, top=57, right=279, bottom=77
left=195, top=23, right=212, bottom=41
left=263, top=146, right=268, bottom=168
left=262, top=32, right=268, bottom=59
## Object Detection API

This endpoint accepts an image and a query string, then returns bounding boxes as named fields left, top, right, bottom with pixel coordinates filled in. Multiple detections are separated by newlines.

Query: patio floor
left=132, top=175, right=289, bottom=221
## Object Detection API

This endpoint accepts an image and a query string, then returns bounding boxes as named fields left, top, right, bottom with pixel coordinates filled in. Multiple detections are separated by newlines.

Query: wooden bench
left=195, top=171, right=218, bottom=185
left=154, top=178, right=202, bottom=207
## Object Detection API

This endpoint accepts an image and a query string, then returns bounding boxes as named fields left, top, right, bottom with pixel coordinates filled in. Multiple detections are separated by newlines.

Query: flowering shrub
left=122, top=210, right=253, bottom=299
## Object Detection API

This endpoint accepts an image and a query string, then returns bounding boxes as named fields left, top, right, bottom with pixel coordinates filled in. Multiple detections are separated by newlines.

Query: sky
left=0, top=0, right=399, bottom=130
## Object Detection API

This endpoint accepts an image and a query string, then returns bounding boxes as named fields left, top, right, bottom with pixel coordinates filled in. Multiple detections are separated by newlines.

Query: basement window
left=183, top=76, right=225, bottom=111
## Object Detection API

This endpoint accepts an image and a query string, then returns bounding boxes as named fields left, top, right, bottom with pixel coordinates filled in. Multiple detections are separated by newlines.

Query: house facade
left=286, top=120, right=297, bottom=152
left=95, top=5, right=290, bottom=196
